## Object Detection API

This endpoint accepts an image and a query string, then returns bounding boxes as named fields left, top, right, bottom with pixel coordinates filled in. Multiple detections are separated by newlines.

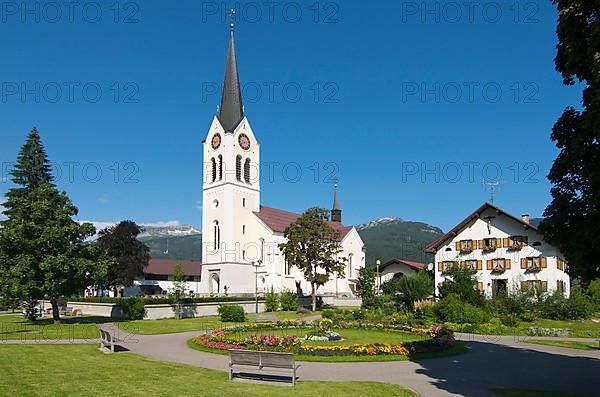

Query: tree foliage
left=392, top=271, right=434, bottom=310
left=0, top=127, right=111, bottom=322
left=539, top=1, right=600, bottom=282
left=437, top=267, right=484, bottom=307
left=97, top=220, right=150, bottom=294
left=170, top=263, right=188, bottom=320
left=279, top=207, right=345, bottom=311
left=356, top=266, right=376, bottom=309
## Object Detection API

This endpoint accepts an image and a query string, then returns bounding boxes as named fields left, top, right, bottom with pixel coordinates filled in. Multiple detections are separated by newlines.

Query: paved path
left=96, top=324, right=600, bottom=397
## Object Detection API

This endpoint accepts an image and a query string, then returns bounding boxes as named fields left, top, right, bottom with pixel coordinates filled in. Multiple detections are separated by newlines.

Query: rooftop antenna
left=483, top=180, right=501, bottom=204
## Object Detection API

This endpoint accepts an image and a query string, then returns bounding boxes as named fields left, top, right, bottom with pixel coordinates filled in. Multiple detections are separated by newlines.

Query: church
left=197, top=23, right=365, bottom=297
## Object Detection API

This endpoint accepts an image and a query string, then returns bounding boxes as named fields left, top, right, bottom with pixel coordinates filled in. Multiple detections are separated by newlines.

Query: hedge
left=71, top=296, right=264, bottom=305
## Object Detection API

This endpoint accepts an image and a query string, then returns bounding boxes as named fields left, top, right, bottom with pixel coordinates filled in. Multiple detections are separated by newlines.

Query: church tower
left=331, top=182, right=342, bottom=223
left=201, top=13, right=261, bottom=294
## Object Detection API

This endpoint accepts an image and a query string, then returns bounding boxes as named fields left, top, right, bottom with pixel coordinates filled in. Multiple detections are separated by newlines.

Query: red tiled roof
left=380, top=259, right=426, bottom=271
left=145, top=259, right=202, bottom=276
left=423, top=202, right=538, bottom=253
left=254, top=206, right=353, bottom=239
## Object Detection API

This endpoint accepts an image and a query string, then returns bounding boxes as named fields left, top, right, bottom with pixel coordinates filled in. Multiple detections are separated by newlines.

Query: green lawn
left=493, top=388, right=600, bottom=397
left=118, top=311, right=320, bottom=335
left=523, top=339, right=600, bottom=351
left=0, top=344, right=418, bottom=397
left=517, top=319, right=600, bottom=339
left=0, top=313, right=106, bottom=340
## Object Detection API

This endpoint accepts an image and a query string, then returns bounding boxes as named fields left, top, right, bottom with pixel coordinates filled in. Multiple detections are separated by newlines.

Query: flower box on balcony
left=491, top=267, right=505, bottom=273
left=507, top=244, right=523, bottom=251
left=525, top=266, right=542, bottom=273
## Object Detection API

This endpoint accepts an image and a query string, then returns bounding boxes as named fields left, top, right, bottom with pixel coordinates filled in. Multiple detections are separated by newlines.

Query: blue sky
left=0, top=0, right=583, bottom=231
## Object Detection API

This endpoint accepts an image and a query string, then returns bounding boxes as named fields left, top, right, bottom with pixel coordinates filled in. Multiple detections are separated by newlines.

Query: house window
left=557, top=258, right=567, bottom=271
left=521, top=280, right=547, bottom=294
left=242, top=250, right=246, bottom=260
left=461, top=260, right=479, bottom=273
left=244, top=158, right=251, bottom=183
left=242, top=197, right=246, bottom=207
left=218, top=155, right=223, bottom=180
left=487, top=258, right=511, bottom=272
left=284, top=258, right=291, bottom=276
left=145, top=274, right=168, bottom=281
left=456, top=240, right=474, bottom=253
left=557, top=280, right=565, bottom=294
left=505, top=235, right=528, bottom=249
left=242, top=225, right=246, bottom=235
left=236, top=155, right=242, bottom=181
left=482, top=238, right=498, bottom=251
left=439, top=261, right=459, bottom=273
left=521, top=257, right=546, bottom=271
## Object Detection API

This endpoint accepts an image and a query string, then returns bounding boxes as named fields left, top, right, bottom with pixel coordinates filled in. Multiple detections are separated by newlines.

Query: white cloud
left=98, top=194, right=109, bottom=204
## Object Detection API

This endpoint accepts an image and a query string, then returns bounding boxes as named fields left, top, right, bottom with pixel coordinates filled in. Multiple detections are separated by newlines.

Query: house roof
left=145, top=259, right=202, bottom=276
left=218, top=27, right=244, bottom=132
left=253, top=205, right=353, bottom=239
left=423, top=202, right=537, bottom=253
left=380, top=259, right=426, bottom=271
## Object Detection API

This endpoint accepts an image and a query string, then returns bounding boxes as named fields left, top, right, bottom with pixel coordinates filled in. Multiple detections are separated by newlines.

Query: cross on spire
left=229, top=8, right=236, bottom=32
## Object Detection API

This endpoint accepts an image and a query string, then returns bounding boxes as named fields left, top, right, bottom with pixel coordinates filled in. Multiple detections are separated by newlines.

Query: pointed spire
left=218, top=9, right=244, bottom=132
left=331, top=179, right=342, bottom=223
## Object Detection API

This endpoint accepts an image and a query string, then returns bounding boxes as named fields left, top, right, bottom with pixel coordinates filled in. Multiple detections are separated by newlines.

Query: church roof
left=254, top=206, right=353, bottom=239
left=145, top=259, right=202, bottom=276
left=218, top=29, right=244, bottom=132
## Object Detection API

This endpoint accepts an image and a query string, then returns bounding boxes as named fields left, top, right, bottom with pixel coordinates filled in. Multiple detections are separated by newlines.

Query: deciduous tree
left=279, top=208, right=345, bottom=311
left=540, top=1, right=600, bottom=282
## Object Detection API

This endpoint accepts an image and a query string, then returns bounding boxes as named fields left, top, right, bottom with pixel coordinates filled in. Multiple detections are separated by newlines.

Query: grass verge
left=523, top=339, right=600, bottom=351
left=0, top=344, right=418, bottom=397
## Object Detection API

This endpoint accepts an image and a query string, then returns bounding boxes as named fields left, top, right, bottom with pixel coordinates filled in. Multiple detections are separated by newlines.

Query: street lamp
left=376, top=259, right=381, bottom=294
left=253, top=259, right=263, bottom=313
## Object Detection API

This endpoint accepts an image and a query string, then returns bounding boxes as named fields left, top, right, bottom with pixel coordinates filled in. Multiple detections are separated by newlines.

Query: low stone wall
left=322, top=296, right=362, bottom=307
left=54, top=300, right=265, bottom=320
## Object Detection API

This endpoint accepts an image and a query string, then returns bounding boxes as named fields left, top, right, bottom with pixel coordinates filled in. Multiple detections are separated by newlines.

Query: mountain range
left=131, top=217, right=444, bottom=266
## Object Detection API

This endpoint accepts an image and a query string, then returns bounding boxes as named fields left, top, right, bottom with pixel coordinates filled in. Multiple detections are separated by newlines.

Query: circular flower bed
left=192, top=320, right=456, bottom=358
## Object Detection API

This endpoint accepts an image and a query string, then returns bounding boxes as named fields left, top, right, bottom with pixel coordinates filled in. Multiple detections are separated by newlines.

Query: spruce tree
left=0, top=127, right=111, bottom=322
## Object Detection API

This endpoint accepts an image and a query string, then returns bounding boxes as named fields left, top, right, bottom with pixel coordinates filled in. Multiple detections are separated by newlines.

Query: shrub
left=541, top=287, right=594, bottom=320
left=280, top=290, right=298, bottom=311
left=414, top=305, right=436, bottom=324
left=389, top=311, right=414, bottom=325
left=264, top=287, right=279, bottom=312
left=380, top=278, right=402, bottom=296
left=117, top=296, right=146, bottom=320
left=438, top=268, right=485, bottom=307
left=587, top=279, right=600, bottom=310
left=434, top=294, right=491, bottom=324
left=393, top=271, right=434, bottom=310
left=217, top=304, right=246, bottom=322
left=500, top=314, right=519, bottom=327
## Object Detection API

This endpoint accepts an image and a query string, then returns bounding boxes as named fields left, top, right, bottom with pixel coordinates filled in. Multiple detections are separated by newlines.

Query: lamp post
left=253, top=259, right=263, bottom=313
left=376, top=259, right=381, bottom=294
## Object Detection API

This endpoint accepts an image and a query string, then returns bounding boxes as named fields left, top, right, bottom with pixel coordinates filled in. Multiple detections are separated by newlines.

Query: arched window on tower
left=236, top=155, right=242, bottom=181
left=244, top=158, right=251, bottom=183
left=218, top=155, right=223, bottom=180
left=211, top=158, right=216, bottom=183
left=213, top=221, right=220, bottom=251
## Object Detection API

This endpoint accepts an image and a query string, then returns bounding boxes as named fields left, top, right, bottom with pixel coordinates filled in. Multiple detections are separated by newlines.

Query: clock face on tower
left=211, top=133, right=221, bottom=149
left=238, top=133, right=250, bottom=150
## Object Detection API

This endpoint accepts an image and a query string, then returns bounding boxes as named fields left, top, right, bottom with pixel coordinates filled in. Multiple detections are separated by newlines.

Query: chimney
left=521, top=214, right=530, bottom=224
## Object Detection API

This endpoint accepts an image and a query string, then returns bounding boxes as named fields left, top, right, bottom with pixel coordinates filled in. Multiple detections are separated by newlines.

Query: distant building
left=124, top=259, right=202, bottom=297
left=424, top=202, right=570, bottom=298
left=379, top=259, right=426, bottom=284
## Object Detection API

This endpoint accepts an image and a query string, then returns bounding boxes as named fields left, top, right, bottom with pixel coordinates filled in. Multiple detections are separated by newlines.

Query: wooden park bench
left=228, top=349, right=300, bottom=386
left=99, top=329, right=117, bottom=354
